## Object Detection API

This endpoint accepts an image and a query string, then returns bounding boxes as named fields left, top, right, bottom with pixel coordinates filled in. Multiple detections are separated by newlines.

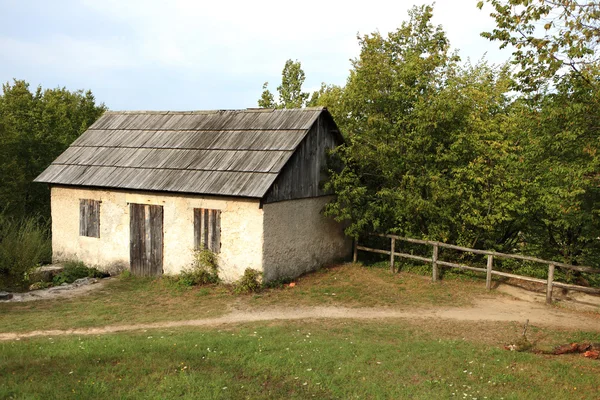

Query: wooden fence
left=353, top=234, right=600, bottom=304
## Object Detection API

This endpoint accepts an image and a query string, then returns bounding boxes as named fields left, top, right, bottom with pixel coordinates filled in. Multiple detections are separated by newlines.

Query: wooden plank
left=150, top=205, right=163, bottom=276
left=432, top=244, right=439, bottom=282
left=393, top=252, right=432, bottom=264
left=203, top=208, right=209, bottom=250
left=145, top=205, right=152, bottom=276
left=552, top=281, right=600, bottom=294
left=490, top=270, right=547, bottom=284
left=437, top=260, right=487, bottom=273
left=353, top=240, right=358, bottom=263
left=207, top=209, right=214, bottom=252
left=193, top=208, right=201, bottom=250
left=129, top=204, right=141, bottom=275
left=129, top=204, right=134, bottom=274
left=390, top=237, right=395, bottom=273
left=486, top=255, right=493, bottom=290
left=199, top=208, right=205, bottom=248
left=91, top=200, right=97, bottom=237
left=214, top=210, right=221, bottom=253
left=376, top=234, right=600, bottom=273
left=79, top=199, right=87, bottom=236
left=91, top=200, right=100, bottom=238
left=546, top=264, right=555, bottom=304
left=356, top=245, right=390, bottom=256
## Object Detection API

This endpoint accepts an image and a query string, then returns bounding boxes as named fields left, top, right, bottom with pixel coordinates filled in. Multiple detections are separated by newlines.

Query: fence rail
left=353, top=234, right=600, bottom=304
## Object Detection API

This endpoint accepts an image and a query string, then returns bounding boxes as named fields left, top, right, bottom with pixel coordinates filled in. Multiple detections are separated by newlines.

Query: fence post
left=486, top=254, right=493, bottom=290
left=353, top=239, right=358, bottom=263
left=432, top=243, right=439, bottom=282
left=390, top=237, right=396, bottom=273
left=546, top=264, right=555, bottom=304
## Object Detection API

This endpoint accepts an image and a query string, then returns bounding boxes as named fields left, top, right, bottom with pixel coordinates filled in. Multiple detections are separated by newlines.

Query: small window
left=194, top=208, right=221, bottom=253
left=80, top=199, right=100, bottom=238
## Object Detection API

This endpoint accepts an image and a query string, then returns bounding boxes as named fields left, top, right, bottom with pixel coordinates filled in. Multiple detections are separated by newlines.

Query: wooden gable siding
left=263, top=114, right=340, bottom=203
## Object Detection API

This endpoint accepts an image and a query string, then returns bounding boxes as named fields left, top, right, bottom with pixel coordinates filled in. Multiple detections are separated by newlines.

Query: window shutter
left=194, top=208, right=221, bottom=253
left=79, top=199, right=100, bottom=238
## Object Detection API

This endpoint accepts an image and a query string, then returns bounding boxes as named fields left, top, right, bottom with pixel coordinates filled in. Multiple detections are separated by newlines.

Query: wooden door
left=129, top=203, right=164, bottom=276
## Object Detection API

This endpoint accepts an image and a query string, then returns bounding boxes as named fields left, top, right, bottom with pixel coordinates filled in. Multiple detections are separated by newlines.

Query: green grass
left=0, top=276, right=231, bottom=333
left=1, top=320, right=599, bottom=399
left=0, top=263, right=495, bottom=333
left=248, top=262, right=493, bottom=309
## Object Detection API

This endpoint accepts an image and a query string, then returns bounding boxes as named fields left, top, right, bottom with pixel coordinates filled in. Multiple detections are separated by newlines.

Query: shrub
left=0, top=215, right=51, bottom=290
left=52, top=261, right=107, bottom=285
left=177, top=249, right=219, bottom=287
left=234, top=268, right=263, bottom=294
left=120, top=270, right=132, bottom=279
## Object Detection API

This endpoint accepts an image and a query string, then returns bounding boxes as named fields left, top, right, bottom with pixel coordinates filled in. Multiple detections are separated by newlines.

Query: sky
left=0, top=0, right=513, bottom=111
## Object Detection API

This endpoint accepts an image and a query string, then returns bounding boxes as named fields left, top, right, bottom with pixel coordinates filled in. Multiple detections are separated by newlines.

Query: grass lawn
left=0, top=263, right=494, bottom=333
left=1, top=319, right=599, bottom=399
left=0, top=275, right=231, bottom=334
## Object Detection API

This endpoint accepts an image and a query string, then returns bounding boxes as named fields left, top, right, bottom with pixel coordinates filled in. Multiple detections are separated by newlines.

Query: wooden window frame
left=194, top=208, right=221, bottom=254
left=79, top=199, right=101, bottom=238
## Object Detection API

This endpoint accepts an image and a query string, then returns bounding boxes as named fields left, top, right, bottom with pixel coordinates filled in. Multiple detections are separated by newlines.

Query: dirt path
left=1, top=295, right=598, bottom=341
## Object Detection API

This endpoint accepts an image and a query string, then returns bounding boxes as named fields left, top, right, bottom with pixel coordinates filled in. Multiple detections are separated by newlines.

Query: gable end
left=262, top=112, right=342, bottom=203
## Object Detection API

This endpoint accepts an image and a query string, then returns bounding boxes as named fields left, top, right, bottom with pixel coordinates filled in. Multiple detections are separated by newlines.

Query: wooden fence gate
left=129, top=203, right=164, bottom=276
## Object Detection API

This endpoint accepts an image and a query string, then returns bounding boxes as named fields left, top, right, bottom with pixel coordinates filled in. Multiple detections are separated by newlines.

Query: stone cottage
left=35, top=107, right=351, bottom=281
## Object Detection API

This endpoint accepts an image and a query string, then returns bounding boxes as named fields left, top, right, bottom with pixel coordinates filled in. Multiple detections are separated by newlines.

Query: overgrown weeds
left=52, top=261, right=108, bottom=285
left=0, top=214, right=51, bottom=290
left=177, top=249, right=220, bottom=287
left=234, top=268, right=263, bottom=294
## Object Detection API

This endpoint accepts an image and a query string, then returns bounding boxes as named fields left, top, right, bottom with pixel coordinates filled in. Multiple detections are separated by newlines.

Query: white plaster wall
left=262, top=196, right=352, bottom=281
left=50, top=187, right=264, bottom=280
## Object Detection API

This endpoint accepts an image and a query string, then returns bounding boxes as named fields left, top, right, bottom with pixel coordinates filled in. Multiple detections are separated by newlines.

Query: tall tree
left=0, top=80, right=106, bottom=219
left=519, top=70, right=600, bottom=266
left=325, top=5, right=529, bottom=251
left=479, top=0, right=600, bottom=90
left=480, top=0, right=600, bottom=267
left=258, top=59, right=309, bottom=108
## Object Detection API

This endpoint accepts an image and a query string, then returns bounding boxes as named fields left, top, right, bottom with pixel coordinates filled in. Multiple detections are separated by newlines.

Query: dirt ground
left=0, top=279, right=598, bottom=341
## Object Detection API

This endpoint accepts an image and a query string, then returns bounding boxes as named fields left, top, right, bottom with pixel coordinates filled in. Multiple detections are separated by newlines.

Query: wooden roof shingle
left=35, top=107, right=329, bottom=198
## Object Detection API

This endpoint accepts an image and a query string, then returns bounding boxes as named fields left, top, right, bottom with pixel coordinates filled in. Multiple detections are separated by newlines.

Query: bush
left=52, top=261, right=107, bottom=285
left=177, top=249, right=219, bottom=287
left=0, top=215, right=51, bottom=290
left=234, top=268, right=263, bottom=294
left=120, top=270, right=132, bottom=279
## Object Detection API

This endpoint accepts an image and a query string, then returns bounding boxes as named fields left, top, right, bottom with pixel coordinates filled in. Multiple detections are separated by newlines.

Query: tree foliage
left=480, top=0, right=600, bottom=90
left=258, top=59, right=309, bottom=108
left=520, top=70, right=600, bottom=266
left=325, top=6, right=529, bottom=251
left=320, top=3, right=600, bottom=269
left=0, top=80, right=106, bottom=220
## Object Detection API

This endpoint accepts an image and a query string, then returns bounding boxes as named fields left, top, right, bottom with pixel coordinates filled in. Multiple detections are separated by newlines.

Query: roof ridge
left=103, top=107, right=324, bottom=115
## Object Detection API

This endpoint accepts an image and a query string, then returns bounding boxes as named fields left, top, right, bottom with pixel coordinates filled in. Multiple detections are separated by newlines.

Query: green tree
left=0, top=80, right=106, bottom=220
left=520, top=71, right=600, bottom=266
left=480, top=0, right=600, bottom=268
left=479, top=0, right=600, bottom=90
left=325, top=5, right=531, bottom=252
left=258, top=59, right=309, bottom=108
left=306, top=83, right=345, bottom=117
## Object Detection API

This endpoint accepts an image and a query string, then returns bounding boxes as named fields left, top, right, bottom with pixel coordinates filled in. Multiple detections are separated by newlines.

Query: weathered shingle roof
left=35, top=107, right=327, bottom=198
